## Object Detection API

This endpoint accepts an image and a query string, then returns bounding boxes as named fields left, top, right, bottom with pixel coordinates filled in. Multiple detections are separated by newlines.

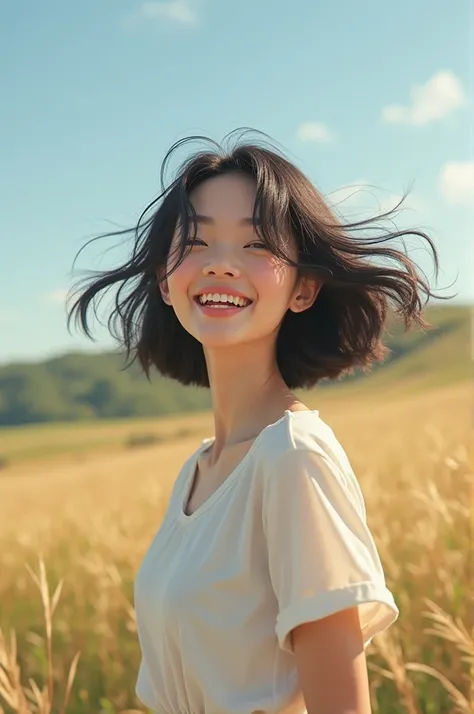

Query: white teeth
left=198, top=293, right=249, bottom=307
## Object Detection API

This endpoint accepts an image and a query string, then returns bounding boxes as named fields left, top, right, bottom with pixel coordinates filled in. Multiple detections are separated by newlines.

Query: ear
left=157, top=268, right=172, bottom=306
left=289, top=276, right=322, bottom=313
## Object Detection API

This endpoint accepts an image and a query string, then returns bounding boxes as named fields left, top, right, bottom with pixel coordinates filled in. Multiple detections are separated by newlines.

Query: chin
left=196, top=333, right=249, bottom=349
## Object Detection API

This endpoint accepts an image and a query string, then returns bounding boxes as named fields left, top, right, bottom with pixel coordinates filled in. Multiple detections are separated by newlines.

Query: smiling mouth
left=194, top=294, right=253, bottom=309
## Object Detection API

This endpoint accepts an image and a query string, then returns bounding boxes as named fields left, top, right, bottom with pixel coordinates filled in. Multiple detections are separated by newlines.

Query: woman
left=69, top=130, right=447, bottom=714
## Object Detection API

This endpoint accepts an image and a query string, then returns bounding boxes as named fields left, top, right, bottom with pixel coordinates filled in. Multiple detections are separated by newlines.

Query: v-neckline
left=179, top=434, right=261, bottom=522
left=178, top=408, right=319, bottom=522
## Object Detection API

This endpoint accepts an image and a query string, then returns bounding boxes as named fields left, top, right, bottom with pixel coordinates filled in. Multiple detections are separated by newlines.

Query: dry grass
left=0, top=381, right=472, bottom=713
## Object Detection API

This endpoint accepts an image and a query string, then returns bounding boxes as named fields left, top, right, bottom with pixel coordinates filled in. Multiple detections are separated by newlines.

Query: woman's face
left=160, top=173, right=318, bottom=349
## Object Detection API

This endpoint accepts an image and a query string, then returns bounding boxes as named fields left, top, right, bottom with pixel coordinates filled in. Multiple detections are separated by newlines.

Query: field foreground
left=0, top=381, right=473, bottom=713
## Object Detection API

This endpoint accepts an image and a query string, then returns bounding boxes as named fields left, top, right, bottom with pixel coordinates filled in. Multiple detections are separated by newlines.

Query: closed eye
left=185, top=239, right=266, bottom=249
left=245, top=241, right=267, bottom=249
left=184, top=238, right=206, bottom=246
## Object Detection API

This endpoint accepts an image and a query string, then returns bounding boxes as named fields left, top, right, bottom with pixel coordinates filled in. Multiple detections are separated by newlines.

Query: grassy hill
left=330, top=303, right=471, bottom=396
left=0, top=303, right=471, bottom=429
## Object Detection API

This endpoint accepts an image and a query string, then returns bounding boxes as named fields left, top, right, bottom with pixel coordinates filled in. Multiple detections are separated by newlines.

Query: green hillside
left=0, top=304, right=471, bottom=428
left=328, top=303, right=472, bottom=396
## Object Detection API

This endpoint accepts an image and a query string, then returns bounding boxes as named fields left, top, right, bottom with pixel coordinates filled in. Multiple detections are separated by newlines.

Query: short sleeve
left=262, top=447, right=399, bottom=654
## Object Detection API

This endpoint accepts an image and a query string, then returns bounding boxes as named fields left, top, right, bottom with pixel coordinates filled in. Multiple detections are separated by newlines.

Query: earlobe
left=160, top=286, right=172, bottom=306
left=290, top=280, right=322, bottom=313
left=290, top=295, right=309, bottom=313
left=157, top=274, right=172, bottom=306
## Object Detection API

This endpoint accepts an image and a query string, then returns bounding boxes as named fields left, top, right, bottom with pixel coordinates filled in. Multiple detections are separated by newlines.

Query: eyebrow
left=191, top=214, right=261, bottom=226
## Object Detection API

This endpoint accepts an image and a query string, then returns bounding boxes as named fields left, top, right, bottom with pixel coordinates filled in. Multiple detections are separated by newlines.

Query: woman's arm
left=292, top=606, right=372, bottom=714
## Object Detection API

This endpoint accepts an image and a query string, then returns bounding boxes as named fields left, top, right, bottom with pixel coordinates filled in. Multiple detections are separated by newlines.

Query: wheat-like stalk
left=404, top=599, right=474, bottom=714
left=0, top=382, right=471, bottom=713
left=0, top=555, right=145, bottom=713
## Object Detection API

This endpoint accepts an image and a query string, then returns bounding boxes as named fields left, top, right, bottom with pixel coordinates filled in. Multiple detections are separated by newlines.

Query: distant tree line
left=0, top=305, right=469, bottom=427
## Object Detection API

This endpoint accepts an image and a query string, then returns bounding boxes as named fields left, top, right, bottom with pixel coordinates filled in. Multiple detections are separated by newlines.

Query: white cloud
left=439, top=161, right=474, bottom=205
left=327, top=181, right=425, bottom=218
left=139, top=0, right=198, bottom=24
left=43, top=289, right=70, bottom=307
left=326, top=179, right=370, bottom=208
left=382, top=70, right=466, bottom=126
left=378, top=192, right=425, bottom=216
left=297, top=122, right=335, bottom=143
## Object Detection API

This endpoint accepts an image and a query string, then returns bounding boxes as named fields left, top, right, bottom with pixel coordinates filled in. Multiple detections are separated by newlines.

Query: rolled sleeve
left=262, top=447, right=399, bottom=654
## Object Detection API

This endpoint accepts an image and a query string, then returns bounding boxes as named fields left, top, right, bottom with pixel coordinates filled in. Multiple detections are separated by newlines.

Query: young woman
left=69, top=130, right=446, bottom=714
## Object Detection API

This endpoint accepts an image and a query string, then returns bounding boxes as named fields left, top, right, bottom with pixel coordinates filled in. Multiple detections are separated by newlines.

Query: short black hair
left=67, top=128, right=452, bottom=389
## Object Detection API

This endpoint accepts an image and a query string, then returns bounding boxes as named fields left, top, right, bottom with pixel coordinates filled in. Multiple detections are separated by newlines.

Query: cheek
left=255, top=258, right=296, bottom=296
left=166, top=258, right=196, bottom=301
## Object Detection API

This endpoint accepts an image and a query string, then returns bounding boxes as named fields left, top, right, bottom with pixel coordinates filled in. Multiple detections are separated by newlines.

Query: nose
left=202, top=248, right=241, bottom=278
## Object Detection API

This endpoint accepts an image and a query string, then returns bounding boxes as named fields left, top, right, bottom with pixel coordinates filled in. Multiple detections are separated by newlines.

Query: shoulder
left=259, top=409, right=348, bottom=470
left=257, top=410, right=366, bottom=516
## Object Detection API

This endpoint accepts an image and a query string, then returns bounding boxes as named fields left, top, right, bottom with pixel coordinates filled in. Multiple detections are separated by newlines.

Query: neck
left=203, top=337, right=299, bottom=461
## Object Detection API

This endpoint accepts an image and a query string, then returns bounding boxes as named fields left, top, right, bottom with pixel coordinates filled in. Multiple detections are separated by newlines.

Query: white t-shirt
left=134, top=409, right=399, bottom=714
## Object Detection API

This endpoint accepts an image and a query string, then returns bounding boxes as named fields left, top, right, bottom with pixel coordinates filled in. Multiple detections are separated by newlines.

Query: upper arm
left=292, top=606, right=373, bottom=714
left=262, top=446, right=399, bottom=653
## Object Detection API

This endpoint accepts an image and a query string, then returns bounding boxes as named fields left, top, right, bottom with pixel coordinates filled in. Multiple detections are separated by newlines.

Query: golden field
left=0, top=381, right=473, bottom=714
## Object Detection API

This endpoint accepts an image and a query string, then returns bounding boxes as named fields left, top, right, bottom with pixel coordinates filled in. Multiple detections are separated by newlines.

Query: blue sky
left=1, top=0, right=472, bottom=365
